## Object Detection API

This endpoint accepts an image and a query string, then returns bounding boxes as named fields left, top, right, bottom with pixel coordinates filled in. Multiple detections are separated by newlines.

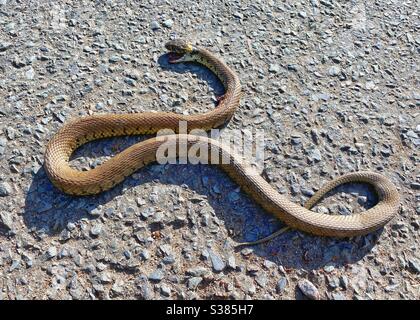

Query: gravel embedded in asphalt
left=0, top=0, right=418, bottom=300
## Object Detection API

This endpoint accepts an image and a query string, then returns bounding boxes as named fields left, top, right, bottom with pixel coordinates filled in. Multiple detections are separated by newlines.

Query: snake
left=44, top=40, right=400, bottom=242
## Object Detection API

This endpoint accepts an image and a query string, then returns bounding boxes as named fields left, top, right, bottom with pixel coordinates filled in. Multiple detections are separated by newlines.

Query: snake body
left=44, top=40, right=400, bottom=238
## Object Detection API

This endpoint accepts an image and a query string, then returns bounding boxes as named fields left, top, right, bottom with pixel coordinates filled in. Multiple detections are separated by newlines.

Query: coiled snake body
left=44, top=40, right=400, bottom=240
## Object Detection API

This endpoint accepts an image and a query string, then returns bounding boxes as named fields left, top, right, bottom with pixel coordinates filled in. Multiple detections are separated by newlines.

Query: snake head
left=165, top=40, right=197, bottom=63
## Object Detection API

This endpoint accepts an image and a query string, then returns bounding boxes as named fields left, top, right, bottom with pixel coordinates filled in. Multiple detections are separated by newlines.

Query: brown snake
left=44, top=40, right=400, bottom=242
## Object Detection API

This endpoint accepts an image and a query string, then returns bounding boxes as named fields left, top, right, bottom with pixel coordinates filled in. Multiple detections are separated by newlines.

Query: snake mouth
left=168, top=52, right=185, bottom=63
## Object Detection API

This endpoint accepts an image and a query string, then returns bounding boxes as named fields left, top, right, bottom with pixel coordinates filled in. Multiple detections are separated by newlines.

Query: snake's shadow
left=24, top=163, right=382, bottom=271
left=23, top=54, right=381, bottom=272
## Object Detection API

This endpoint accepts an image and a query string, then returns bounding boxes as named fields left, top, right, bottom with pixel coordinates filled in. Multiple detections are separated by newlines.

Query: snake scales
left=44, top=40, right=400, bottom=240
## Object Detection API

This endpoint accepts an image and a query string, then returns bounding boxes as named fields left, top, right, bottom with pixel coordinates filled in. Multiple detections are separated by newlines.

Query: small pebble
left=162, top=19, right=173, bottom=28
left=209, top=250, right=225, bottom=272
left=276, top=277, right=287, bottom=294
left=90, top=224, right=102, bottom=237
left=298, top=279, right=320, bottom=300
left=150, top=20, right=160, bottom=30
left=269, top=64, right=281, bottom=73
left=46, top=246, right=57, bottom=259
left=328, top=65, right=341, bottom=76
left=149, top=269, right=165, bottom=282
left=0, top=182, right=12, bottom=197
left=160, top=284, right=171, bottom=297
left=187, top=277, right=202, bottom=290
